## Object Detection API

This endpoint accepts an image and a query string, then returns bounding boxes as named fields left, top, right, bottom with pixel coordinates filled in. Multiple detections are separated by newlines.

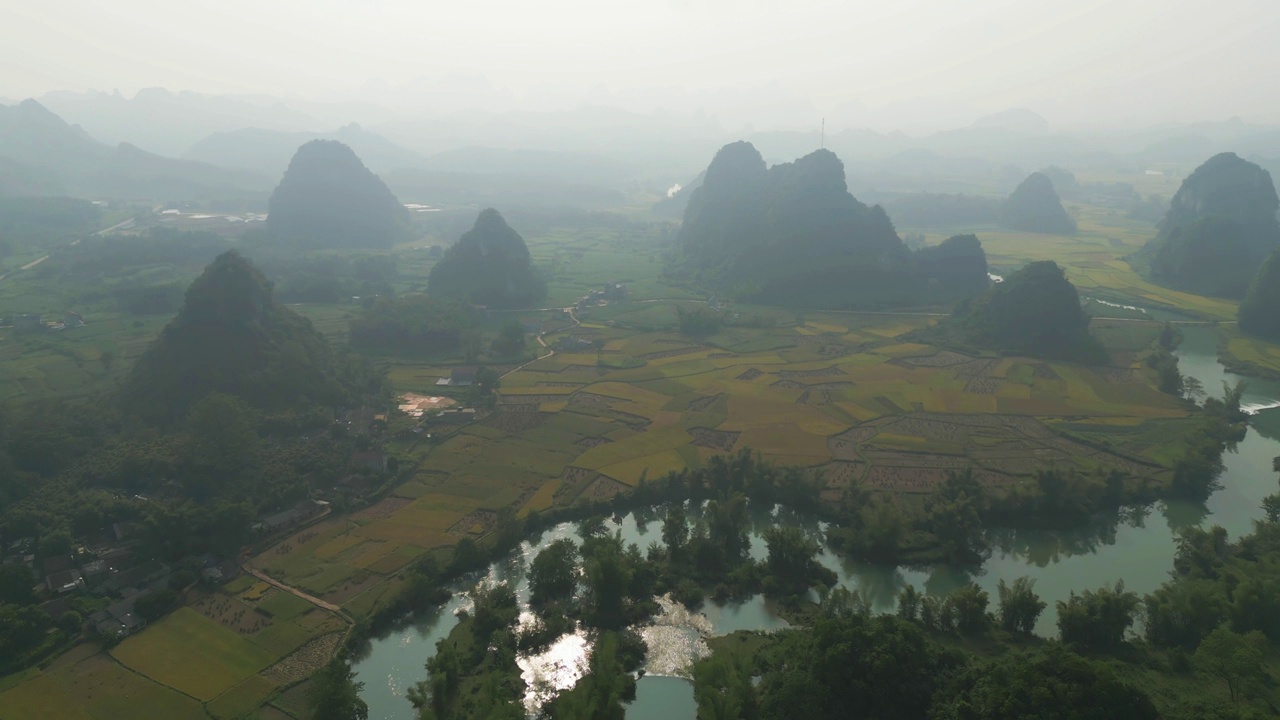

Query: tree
left=310, top=658, right=370, bottom=720
left=1143, top=578, right=1228, bottom=649
left=184, top=392, right=262, bottom=499
left=762, top=525, right=835, bottom=598
left=582, top=534, right=632, bottom=630
left=661, top=502, right=688, bottom=559
left=755, top=613, right=954, bottom=720
left=997, top=577, right=1046, bottom=635
left=490, top=320, right=526, bottom=358
left=948, top=584, right=991, bottom=636
left=546, top=632, right=634, bottom=720
left=529, top=539, right=578, bottom=607
left=1056, top=581, right=1139, bottom=652
left=1193, top=626, right=1268, bottom=704
left=897, top=585, right=921, bottom=622
left=471, top=582, right=519, bottom=643
left=134, top=589, right=181, bottom=623
left=0, top=564, right=36, bottom=606
left=693, top=653, right=757, bottom=720
left=933, top=646, right=1158, bottom=720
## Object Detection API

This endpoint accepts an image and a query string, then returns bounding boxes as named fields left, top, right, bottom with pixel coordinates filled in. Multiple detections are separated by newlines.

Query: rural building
left=253, top=498, right=329, bottom=534
left=46, top=569, right=85, bottom=594
left=430, top=407, right=477, bottom=426
left=447, top=367, right=477, bottom=387
left=90, top=594, right=148, bottom=638
left=555, top=335, right=596, bottom=351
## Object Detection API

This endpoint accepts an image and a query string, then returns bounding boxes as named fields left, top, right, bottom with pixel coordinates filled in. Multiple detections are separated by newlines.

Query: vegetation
left=348, top=294, right=477, bottom=356
left=1238, top=247, right=1280, bottom=341
left=6, top=142, right=1280, bottom=720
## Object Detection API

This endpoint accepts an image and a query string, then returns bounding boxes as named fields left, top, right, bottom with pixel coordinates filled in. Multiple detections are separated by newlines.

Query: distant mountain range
left=0, top=99, right=271, bottom=200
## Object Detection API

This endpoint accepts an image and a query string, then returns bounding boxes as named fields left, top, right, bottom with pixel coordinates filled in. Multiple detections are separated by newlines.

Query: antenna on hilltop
left=821, top=118, right=825, bottom=149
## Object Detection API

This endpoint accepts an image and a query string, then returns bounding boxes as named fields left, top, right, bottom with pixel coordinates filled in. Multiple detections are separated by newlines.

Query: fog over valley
left=6, top=3, right=1280, bottom=720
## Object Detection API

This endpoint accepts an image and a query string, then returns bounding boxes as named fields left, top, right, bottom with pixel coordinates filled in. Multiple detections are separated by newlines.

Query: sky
left=3, top=0, right=1280, bottom=133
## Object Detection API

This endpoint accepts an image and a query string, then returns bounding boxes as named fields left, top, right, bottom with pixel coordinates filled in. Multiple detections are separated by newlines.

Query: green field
left=7, top=195, right=1280, bottom=720
left=111, top=608, right=278, bottom=702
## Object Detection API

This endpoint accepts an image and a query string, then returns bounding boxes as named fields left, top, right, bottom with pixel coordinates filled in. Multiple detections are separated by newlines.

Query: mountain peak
left=1001, top=172, right=1076, bottom=234
left=1140, top=152, right=1280, bottom=298
left=121, top=249, right=343, bottom=422
left=265, top=140, right=410, bottom=248
left=427, top=208, right=545, bottom=308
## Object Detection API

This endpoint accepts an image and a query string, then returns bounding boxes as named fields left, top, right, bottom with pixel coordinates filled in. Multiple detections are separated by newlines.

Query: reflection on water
left=518, top=629, right=591, bottom=714
left=357, top=326, right=1280, bottom=716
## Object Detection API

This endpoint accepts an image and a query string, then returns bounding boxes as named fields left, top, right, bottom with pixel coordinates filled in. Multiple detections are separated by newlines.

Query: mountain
left=266, top=140, right=411, bottom=248
left=427, top=208, right=546, bottom=308
left=0, top=157, right=65, bottom=196
left=1000, top=172, right=1077, bottom=234
left=0, top=99, right=108, bottom=175
left=971, top=108, right=1050, bottom=135
left=76, top=142, right=272, bottom=200
left=184, top=123, right=428, bottom=178
left=913, top=234, right=991, bottom=299
left=0, top=99, right=272, bottom=200
left=39, top=88, right=319, bottom=157
left=1137, top=153, right=1280, bottom=298
left=1239, top=248, right=1280, bottom=341
left=120, top=251, right=345, bottom=423
left=676, top=141, right=989, bottom=308
left=923, top=260, right=1105, bottom=363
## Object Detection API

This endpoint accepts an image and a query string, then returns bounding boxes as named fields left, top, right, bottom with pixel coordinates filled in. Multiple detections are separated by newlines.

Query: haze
left=4, top=0, right=1280, bottom=133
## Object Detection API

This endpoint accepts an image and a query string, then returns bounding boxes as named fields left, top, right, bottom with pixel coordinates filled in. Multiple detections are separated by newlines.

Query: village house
left=428, top=407, right=477, bottom=426
left=252, top=498, right=329, bottom=535
left=448, top=367, right=477, bottom=387
left=46, top=569, right=85, bottom=594
left=90, top=593, right=149, bottom=638
left=555, top=335, right=596, bottom=352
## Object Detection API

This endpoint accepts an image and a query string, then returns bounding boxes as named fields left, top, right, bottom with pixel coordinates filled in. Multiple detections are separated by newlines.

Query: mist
left=4, top=0, right=1280, bottom=135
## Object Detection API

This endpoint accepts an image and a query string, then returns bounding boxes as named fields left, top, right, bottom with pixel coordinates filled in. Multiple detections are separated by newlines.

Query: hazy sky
left=4, top=0, right=1280, bottom=131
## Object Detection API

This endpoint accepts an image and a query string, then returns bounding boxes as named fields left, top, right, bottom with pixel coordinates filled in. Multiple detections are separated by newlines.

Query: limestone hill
left=1000, top=172, right=1076, bottom=234
left=921, top=261, right=1105, bottom=363
left=676, top=141, right=989, bottom=308
left=1139, top=152, right=1280, bottom=298
left=427, top=208, right=546, bottom=308
left=121, top=251, right=345, bottom=422
left=266, top=140, right=410, bottom=248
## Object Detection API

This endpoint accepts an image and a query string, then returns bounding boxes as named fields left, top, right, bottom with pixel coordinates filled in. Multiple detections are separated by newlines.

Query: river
left=353, top=326, right=1280, bottom=719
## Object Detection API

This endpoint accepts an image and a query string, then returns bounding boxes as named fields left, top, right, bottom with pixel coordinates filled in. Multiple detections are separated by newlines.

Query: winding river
left=352, top=326, right=1280, bottom=719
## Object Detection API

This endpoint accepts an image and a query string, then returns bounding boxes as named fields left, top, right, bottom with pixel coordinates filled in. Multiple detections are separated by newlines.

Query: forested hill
left=920, top=260, right=1106, bottom=363
left=266, top=139, right=411, bottom=248
left=1239, top=248, right=1280, bottom=341
left=676, top=141, right=989, bottom=308
left=120, top=250, right=346, bottom=422
left=427, top=208, right=546, bottom=308
left=1000, top=172, right=1076, bottom=234
left=1138, top=152, right=1280, bottom=298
